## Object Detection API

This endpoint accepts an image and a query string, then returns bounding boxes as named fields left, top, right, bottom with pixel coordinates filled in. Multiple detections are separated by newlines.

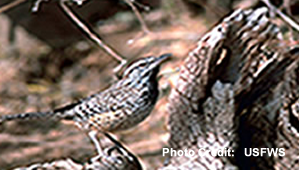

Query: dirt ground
left=0, top=3, right=215, bottom=169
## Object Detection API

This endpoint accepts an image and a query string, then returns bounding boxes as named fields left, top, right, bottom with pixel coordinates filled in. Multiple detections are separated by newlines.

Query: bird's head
left=122, top=54, right=171, bottom=79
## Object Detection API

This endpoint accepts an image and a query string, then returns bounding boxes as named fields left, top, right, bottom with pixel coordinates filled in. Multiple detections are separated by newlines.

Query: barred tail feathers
left=0, top=111, right=54, bottom=123
left=0, top=101, right=80, bottom=124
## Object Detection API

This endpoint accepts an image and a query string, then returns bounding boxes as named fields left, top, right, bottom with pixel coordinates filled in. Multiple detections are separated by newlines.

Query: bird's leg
left=88, top=130, right=104, bottom=158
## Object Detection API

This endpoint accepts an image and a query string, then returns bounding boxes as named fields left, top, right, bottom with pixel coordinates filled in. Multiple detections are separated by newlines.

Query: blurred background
left=0, top=0, right=298, bottom=169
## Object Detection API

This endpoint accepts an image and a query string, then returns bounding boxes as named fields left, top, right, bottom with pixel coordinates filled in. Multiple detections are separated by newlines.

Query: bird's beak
left=154, top=53, right=171, bottom=66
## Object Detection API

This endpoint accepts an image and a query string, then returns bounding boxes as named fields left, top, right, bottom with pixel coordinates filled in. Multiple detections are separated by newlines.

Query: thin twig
left=283, top=0, right=295, bottom=41
left=59, top=0, right=127, bottom=72
left=0, top=0, right=26, bottom=14
left=124, top=0, right=151, bottom=34
left=131, top=0, right=150, bottom=11
left=262, top=0, right=299, bottom=32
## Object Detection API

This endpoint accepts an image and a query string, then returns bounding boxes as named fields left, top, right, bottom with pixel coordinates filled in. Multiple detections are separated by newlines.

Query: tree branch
left=59, top=0, right=127, bottom=73
left=0, top=0, right=26, bottom=14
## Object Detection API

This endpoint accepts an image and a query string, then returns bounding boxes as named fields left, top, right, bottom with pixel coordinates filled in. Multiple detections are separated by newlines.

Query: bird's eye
left=139, top=63, right=147, bottom=67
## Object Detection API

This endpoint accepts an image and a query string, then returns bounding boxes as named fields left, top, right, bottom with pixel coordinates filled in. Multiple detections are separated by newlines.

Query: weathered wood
left=164, top=7, right=299, bottom=169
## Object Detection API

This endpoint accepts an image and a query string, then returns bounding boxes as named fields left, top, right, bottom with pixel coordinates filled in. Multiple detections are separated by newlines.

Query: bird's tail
left=0, top=111, right=55, bottom=124
left=0, top=102, right=79, bottom=124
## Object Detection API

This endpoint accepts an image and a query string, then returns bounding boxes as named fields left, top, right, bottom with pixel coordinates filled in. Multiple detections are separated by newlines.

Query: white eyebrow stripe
left=123, top=57, right=156, bottom=76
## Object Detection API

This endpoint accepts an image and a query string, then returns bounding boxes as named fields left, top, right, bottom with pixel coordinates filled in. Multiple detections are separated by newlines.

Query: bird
left=0, top=54, right=170, bottom=156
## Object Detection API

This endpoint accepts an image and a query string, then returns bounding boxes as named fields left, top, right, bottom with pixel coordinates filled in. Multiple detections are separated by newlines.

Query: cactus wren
left=0, top=54, right=170, bottom=155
